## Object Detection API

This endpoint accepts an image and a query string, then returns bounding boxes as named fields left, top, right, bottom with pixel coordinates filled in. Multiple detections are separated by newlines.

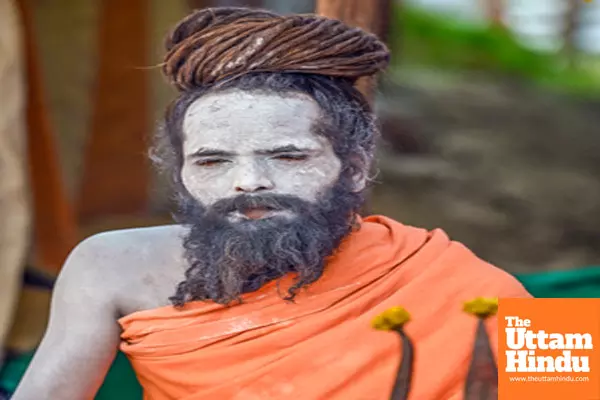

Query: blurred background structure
left=1, top=0, right=599, bottom=398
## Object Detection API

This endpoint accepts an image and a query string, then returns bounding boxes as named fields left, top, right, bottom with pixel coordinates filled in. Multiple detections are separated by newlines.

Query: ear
left=349, top=161, right=369, bottom=193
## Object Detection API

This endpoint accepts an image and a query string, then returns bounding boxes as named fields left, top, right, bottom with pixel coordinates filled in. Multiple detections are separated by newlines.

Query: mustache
left=208, top=193, right=313, bottom=215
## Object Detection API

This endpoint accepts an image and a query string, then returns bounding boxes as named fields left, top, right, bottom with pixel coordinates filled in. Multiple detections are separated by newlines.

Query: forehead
left=182, top=91, right=325, bottom=152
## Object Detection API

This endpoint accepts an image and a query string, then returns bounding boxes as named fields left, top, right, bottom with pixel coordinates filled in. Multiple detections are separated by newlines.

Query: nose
left=234, top=163, right=274, bottom=193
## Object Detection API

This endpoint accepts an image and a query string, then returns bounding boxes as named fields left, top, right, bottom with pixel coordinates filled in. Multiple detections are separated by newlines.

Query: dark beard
left=169, top=174, right=364, bottom=306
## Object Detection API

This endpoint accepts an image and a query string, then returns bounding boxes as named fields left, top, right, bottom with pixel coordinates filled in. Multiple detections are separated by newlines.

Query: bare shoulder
left=59, top=224, right=190, bottom=314
left=70, top=224, right=189, bottom=272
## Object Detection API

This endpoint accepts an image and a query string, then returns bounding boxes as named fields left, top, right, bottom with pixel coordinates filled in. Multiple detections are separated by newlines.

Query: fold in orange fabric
left=118, top=215, right=531, bottom=400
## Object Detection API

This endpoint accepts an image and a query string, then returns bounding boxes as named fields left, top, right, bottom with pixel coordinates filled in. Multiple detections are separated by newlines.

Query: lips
left=243, top=207, right=271, bottom=219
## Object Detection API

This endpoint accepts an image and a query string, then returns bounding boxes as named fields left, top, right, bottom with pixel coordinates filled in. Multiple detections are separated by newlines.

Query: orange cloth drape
left=119, top=215, right=531, bottom=400
left=16, top=0, right=78, bottom=272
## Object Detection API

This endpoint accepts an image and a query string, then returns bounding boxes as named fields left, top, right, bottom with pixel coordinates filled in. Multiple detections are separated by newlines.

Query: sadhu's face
left=180, top=90, right=342, bottom=221
left=171, top=89, right=367, bottom=304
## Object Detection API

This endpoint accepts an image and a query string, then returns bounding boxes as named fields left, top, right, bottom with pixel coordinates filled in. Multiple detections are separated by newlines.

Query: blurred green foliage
left=388, top=4, right=600, bottom=96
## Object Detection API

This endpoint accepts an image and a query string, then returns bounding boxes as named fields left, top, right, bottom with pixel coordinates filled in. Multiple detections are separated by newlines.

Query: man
left=14, top=7, right=530, bottom=400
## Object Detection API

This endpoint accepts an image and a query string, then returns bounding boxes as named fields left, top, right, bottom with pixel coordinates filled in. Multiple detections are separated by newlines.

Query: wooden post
left=563, top=0, right=582, bottom=67
left=316, top=0, right=392, bottom=103
left=78, top=0, right=151, bottom=222
left=484, top=0, right=504, bottom=27
left=16, top=0, right=78, bottom=272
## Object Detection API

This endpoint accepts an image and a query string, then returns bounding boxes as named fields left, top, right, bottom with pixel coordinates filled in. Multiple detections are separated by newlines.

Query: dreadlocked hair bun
left=163, top=7, right=390, bottom=91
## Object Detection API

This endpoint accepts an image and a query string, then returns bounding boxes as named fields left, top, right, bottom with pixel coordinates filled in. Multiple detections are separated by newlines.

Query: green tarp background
left=2, top=266, right=599, bottom=399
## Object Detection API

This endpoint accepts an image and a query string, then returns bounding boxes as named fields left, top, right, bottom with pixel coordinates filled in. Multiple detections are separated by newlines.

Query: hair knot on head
left=162, top=7, right=390, bottom=91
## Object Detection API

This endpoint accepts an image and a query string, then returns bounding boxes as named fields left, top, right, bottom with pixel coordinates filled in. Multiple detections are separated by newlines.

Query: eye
left=195, top=159, right=227, bottom=167
left=274, top=154, right=308, bottom=162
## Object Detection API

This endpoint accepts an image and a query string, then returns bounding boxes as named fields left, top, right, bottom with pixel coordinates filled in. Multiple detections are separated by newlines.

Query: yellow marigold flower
left=463, top=297, right=498, bottom=318
left=372, top=306, right=411, bottom=331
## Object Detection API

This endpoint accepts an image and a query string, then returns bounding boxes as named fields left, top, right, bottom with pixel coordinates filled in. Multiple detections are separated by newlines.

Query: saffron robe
left=118, top=215, right=531, bottom=399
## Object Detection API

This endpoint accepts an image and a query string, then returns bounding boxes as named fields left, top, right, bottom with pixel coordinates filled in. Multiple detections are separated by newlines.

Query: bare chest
left=113, top=245, right=189, bottom=318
